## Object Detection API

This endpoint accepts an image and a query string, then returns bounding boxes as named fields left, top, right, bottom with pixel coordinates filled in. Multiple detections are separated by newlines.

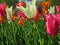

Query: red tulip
left=34, top=10, right=41, bottom=21
left=0, top=4, right=6, bottom=16
left=16, top=1, right=26, bottom=8
left=0, top=3, right=7, bottom=23
left=46, top=14, right=59, bottom=37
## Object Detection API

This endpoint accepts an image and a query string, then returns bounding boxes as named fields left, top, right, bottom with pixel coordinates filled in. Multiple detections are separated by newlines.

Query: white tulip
left=6, top=7, right=13, bottom=23
left=16, top=0, right=37, bottom=18
left=48, top=6, right=55, bottom=14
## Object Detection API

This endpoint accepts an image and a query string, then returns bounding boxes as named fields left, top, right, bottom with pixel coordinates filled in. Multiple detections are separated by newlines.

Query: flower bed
left=0, top=0, right=60, bottom=45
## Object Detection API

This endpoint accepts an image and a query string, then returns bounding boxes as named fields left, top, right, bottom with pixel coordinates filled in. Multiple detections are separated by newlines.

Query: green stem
left=52, top=37, right=58, bottom=45
left=1, top=24, right=3, bottom=45
left=5, top=22, right=9, bottom=45
left=11, top=21, right=17, bottom=45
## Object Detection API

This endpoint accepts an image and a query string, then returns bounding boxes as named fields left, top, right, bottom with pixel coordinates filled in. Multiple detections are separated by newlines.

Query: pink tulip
left=0, top=4, right=6, bottom=16
left=56, top=13, right=60, bottom=25
left=3, top=2, right=9, bottom=8
left=16, top=3, right=20, bottom=7
left=56, top=6, right=60, bottom=12
left=18, top=11, right=28, bottom=20
left=46, top=14, right=59, bottom=37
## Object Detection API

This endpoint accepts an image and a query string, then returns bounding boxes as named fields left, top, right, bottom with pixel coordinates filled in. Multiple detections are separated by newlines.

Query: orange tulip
left=41, top=0, right=50, bottom=15
left=12, top=15, right=18, bottom=21
left=42, top=8, right=48, bottom=15
left=41, top=0, right=50, bottom=10
left=18, top=19, right=24, bottom=26
left=12, top=12, right=16, bottom=16
left=12, top=12, right=17, bottom=21
left=16, top=1, right=26, bottom=8
left=0, top=16, right=4, bottom=23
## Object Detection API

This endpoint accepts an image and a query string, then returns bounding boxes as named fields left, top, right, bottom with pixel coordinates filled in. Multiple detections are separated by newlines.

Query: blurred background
left=0, top=0, right=60, bottom=8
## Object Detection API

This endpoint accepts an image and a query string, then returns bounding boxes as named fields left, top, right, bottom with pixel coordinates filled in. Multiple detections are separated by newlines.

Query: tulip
left=0, top=4, right=6, bottom=16
left=18, top=19, right=24, bottom=26
left=16, top=0, right=36, bottom=19
left=41, top=0, right=50, bottom=15
left=0, top=3, right=7, bottom=23
left=6, top=7, right=13, bottom=23
left=12, top=15, right=17, bottom=21
left=56, top=6, right=60, bottom=12
left=41, top=0, right=50, bottom=10
left=42, top=8, right=48, bottom=15
left=48, top=6, right=55, bottom=14
left=56, top=13, right=60, bottom=25
left=34, top=10, right=41, bottom=21
left=46, top=14, right=59, bottom=37
left=0, top=15, right=4, bottom=23
left=18, top=11, right=28, bottom=20
left=3, top=2, right=9, bottom=8
left=16, top=1, right=26, bottom=8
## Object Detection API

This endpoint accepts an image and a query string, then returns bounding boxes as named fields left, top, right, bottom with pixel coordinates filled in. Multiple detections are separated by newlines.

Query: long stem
left=11, top=21, right=17, bottom=45
left=1, top=24, right=3, bottom=45
left=52, top=37, right=58, bottom=45
left=5, top=22, right=9, bottom=45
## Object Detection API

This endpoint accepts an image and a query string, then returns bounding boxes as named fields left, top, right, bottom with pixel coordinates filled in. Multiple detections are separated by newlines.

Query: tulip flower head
left=41, top=0, right=50, bottom=10
left=16, top=1, right=26, bottom=8
left=6, top=7, right=13, bottom=23
left=0, top=4, right=6, bottom=16
left=56, top=6, right=60, bottom=12
left=18, top=11, right=28, bottom=20
left=12, top=12, right=18, bottom=21
left=46, top=14, right=59, bottom=37
left=48, top=6, right=55, bottom=14
left=0, top=3, right=7, bottom=23
left=16, top=0, right=37, bottom=19
left=3, top=2, right=9, bottom=8
left=42, top=8, right=48, bottom=15
left=41, top=0, right=50, bottom=15
left=18, top=19, right=24, bottom=26
left=56, top=13, right=60, bottom=25
left=34, top=10, right=41, bottom=21
left=12, top=15, right=18, bottom=21
left=0, top=14, right=5, bottom=23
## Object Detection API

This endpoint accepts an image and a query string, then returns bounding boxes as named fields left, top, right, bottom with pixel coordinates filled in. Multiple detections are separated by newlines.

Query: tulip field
left=0, top=0, right=60, bottom=45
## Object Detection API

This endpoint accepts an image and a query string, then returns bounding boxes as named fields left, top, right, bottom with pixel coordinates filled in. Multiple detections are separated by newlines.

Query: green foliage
left=0, top=0, right=18, bottom=8
left=0, top=19, right=60, bottom=45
